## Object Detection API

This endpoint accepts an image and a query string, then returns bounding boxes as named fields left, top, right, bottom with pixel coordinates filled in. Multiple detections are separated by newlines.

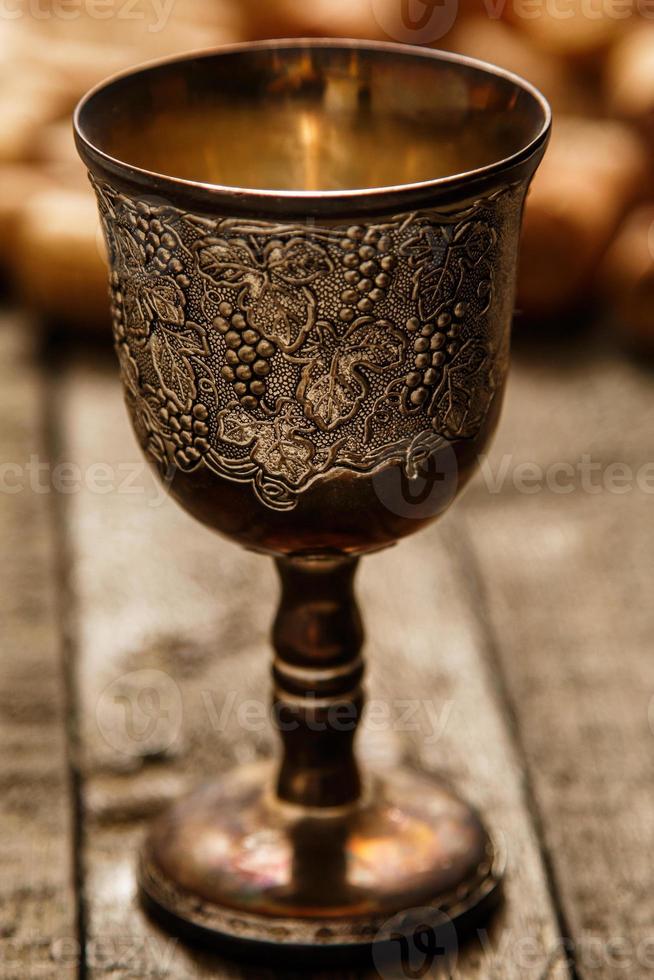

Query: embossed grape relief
left=93, top=176, right=517, bottom=511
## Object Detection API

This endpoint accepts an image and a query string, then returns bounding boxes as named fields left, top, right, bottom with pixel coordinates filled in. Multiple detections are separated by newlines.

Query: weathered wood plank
left=60, top=349, right=568, bottom=978
left=0, top=318, right=76, bottom=979
left=360, top=536, right=571, bottom=979
left=460, top=340, right=654, bottom=979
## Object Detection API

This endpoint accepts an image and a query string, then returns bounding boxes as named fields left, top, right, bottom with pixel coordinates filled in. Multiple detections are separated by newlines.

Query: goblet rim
left=73, top=37, right=551, bottom=218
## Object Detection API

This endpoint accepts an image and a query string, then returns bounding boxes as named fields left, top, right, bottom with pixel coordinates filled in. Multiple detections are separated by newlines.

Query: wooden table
left=2, top=310, right=653, bottom=978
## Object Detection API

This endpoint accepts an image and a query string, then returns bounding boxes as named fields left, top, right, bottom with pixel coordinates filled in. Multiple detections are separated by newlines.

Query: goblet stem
left=139, top=552, right=502, bottom=951
left=272, top=555, right=364, bottom=809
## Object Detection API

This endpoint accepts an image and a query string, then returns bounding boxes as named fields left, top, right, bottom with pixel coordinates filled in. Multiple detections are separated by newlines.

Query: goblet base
left=138, top=762, right=502, bottom=965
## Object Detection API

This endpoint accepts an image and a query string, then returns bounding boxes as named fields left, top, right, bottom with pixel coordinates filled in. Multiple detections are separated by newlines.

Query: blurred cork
left=503, top=0, right=633, bottom=62
left=606, top=22, right=654, bottom=148
left=239, top=0, right=392, bottom=40
left=0, top=0, right=652, bottom=343
left=0, top=166, right=56, bottom=268
left=447, top=15, right=592, bottom=114
left=518, top=117, right=649, bottom=319
left=12, top=189, right=109, bottom=329
left=600, top=205, right=654, bottom=351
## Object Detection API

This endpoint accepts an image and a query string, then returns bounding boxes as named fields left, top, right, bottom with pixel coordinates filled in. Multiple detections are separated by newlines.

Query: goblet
left=75, top=39, right=550, bottom=962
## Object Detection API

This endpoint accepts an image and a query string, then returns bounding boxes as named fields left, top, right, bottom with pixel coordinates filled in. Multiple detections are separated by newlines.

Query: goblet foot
left=138, top=761, right=502, bottom=964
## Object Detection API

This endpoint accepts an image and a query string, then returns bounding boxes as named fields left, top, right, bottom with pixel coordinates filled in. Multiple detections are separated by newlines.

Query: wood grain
left=460, top=340, right=654, bottom=978
left=0, top=320, right=76, bottom=979
left=56, top=349, right=568, bottom=978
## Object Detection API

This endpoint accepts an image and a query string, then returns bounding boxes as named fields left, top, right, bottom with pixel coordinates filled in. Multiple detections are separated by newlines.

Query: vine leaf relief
left=194, top=236, right=333, bottom=352
left=116, top=341, right=169, bottom=470
left=110, top=220, right=188, bottom=345
left=151, top=323, right=209, bottom=409
left=401, top=220, right=495, bottom=321
left=293, top=318, right=405, bottom=431
left=218, top=402, right=317, bottom=488
left=137, top=277, right=186, bottom=327
left=430, top=340, right=494, bottom=439
left=119, top=271, right=187, bottom=346
left=91, top=171, right=516, bottom=512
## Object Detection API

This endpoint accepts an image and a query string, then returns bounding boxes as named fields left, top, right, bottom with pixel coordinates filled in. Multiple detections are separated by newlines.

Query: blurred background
left=0, top=0, right=653, bottom=349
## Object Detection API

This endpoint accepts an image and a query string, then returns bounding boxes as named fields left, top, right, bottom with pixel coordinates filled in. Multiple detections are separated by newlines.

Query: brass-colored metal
left=139, top=762, right=502, bottom=953
left=273, top=556, right=365, bottom=809
left=86, top=173, right=520, bottom=537
left=139, top=554, right=502, bottom=961
left=74, top=38, right=550, bottom=960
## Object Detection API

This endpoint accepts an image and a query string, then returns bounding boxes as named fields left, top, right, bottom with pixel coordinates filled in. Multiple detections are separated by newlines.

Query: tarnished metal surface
left=75, top=38, right=549, bottom=959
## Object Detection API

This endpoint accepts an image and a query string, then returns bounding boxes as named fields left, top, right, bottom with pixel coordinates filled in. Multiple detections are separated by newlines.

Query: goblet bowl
left=75, top=39, right=550, bottom=964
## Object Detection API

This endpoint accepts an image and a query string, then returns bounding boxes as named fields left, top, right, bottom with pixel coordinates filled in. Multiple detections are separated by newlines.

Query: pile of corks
left=1, top=0, right=652, bottom=348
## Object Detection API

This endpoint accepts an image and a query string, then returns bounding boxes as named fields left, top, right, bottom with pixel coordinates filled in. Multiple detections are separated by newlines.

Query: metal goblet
left=75, top=39, right=550, bottom=964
